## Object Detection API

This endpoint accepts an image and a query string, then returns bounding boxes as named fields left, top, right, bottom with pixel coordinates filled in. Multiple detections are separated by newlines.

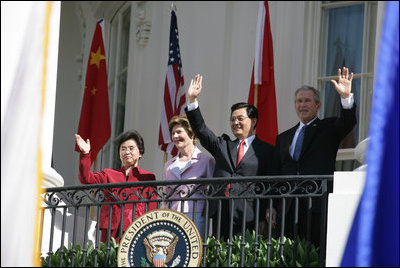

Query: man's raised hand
left=330, top=67, right=353, bottom=98
left=187, top=74, right=203, bottom=103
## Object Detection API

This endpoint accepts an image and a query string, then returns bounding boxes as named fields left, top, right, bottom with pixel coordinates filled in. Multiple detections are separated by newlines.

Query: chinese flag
left=248, top=1, right=278, bottom=145
left=76, top=19, right=111, bottom=164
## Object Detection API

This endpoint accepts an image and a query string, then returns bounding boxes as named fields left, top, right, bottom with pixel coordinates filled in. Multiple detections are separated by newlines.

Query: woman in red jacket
left=75, top=130, right=158, bottom=243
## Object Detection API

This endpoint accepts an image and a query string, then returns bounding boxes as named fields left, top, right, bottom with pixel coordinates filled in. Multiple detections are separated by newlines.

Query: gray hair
left=294, top=85, right=321, bottom=104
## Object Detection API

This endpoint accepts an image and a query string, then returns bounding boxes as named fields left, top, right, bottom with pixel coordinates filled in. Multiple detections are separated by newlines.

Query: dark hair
left=117, top=130, right=145, bottom=156
left=230, top=102, right=258, bottom=128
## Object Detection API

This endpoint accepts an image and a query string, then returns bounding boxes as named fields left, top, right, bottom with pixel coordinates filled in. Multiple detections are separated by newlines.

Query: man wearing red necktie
left=185, top=74, right=275, bottom=238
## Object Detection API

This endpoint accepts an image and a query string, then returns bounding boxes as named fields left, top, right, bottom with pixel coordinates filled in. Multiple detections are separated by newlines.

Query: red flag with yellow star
left=76, top=19, right=111, bottom=164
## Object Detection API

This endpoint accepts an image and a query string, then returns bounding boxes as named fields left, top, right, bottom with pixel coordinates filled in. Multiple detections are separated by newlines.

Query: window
left=99, top=3, right=131, bottom=170
left=318, top=1, right=377, bottom=170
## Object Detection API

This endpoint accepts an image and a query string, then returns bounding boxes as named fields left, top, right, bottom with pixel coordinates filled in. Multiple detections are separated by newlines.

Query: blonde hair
left=168, top=115, right=197, bottom=145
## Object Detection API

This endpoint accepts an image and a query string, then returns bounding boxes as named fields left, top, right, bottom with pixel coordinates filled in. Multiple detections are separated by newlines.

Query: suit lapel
left=228, top=139, right=238, bottom=169
left=301, top=118, right=320, bottom=157
left=168, top=156, right=182, bottom=179
left=168, top=147, right=201, bottom=179
left=239, top=137, right=257, bottom=166
left=287, top=124, right=299, bottom=157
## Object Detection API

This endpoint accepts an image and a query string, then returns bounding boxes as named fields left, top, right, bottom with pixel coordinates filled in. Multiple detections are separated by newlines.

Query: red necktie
left=236, top=139, right=245, bottom=166
left=226, top=140, right=246, bottom=197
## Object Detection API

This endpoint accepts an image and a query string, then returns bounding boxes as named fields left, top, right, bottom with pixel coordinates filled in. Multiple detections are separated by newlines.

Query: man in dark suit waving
left=185, top=74, right=274, bottom=238
left=273, top=67, right=357, bottom=246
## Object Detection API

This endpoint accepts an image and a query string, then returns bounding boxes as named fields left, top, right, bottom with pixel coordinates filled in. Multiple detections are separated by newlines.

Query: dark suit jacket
left=185, top=106, right=274, bottom=236
left=273, top=104, right=357, bottom=176
left=272, top=103, right=356, bottom=245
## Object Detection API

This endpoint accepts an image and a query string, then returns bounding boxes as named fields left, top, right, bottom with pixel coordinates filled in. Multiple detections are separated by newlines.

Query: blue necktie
left=293, top=125, right=306, bottom=161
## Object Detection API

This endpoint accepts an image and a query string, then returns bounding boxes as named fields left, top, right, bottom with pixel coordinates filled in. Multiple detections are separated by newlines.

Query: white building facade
left=48, top=2, right=384, bottom=264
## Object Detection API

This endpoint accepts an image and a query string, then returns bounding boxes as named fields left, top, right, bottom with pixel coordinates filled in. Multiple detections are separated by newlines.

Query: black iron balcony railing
left=39, top=175, right=332, bottom=267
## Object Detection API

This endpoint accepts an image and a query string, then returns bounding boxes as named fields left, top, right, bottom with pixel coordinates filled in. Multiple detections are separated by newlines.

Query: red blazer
left=79, top=152, right=158, bottom=231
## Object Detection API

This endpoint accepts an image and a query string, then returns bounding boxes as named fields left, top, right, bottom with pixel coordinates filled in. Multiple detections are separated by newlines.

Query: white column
left=325, top=171, right=366, bottom=266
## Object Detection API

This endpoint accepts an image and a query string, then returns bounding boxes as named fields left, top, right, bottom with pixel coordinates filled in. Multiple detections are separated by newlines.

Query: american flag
left=159, top=10, right=186, bottom=156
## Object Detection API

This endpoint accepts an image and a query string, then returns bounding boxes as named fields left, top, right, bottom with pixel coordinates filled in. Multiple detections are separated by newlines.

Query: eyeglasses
left=120, top=146, right=137, bottom=153
left=230, top=116, right=249, bottom=123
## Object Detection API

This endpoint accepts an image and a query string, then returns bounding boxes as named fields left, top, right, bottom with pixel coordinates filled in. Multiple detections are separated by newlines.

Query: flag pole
left=254, top=84, right=259, bottom=108
left=90, top=157, right=98, bottom=221
left=162, top=151, right=169, bottom=208
left=254, top=84, right=258, bottom=136
left=163, top=151, right=168, bottom=165
left=170, top=2, right=177, bottom=12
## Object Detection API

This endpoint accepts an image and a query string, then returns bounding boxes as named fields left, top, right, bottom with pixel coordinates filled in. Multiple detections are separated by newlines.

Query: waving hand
left=75, top=134, right=90, bottom=154
left=187, top=74, right=203, bottom=103
left=330, top=67, right=353, bottom=98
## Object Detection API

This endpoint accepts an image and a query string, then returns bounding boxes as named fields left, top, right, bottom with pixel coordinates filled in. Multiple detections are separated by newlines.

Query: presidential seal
left=117, top=209, right=203, bottom=267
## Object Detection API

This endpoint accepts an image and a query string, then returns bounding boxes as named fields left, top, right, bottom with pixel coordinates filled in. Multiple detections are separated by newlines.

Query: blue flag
left=341, top=2, right=399, bottom=266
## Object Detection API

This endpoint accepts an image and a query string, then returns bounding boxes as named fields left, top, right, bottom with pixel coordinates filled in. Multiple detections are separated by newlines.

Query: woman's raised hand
left=75, top=134, right=90, bottom=154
